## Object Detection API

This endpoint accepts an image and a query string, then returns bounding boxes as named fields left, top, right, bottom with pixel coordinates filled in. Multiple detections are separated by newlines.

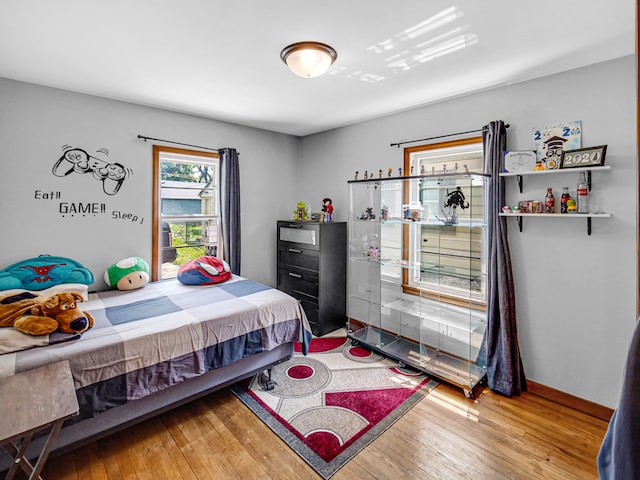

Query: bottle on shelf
left=560, top=187, right=570, bottom=214
left=545, top=187, right=554, bottom=214
left=577, top=172, right=589, bottom=214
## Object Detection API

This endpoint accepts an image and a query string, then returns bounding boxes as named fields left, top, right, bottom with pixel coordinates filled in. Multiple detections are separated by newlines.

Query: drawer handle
left=288, top=248, right=302, bottom=253
left=288, top=272, right=302, bottom=279
left=287, top=224, right=303, bottom=228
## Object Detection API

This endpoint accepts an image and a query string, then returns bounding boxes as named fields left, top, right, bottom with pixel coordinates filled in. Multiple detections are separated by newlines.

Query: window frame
left=402, top=136, right=487, bottom=311
left=152, top=145, right=220, bottom=281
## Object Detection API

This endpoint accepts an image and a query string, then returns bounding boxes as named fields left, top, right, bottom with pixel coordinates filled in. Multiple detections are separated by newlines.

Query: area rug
left=230, top=336, right=439, bottom=479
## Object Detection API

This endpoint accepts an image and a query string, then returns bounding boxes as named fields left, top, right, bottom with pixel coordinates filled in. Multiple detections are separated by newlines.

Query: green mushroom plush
left=104, top=257, right=150, bottom=290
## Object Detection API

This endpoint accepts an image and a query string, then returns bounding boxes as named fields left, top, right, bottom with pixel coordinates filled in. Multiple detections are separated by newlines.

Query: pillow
left=177, top=256, right=231, bottom=285
left=104, top=257, right=150, bottom=291
left=0, top=255, right=94, bottom=291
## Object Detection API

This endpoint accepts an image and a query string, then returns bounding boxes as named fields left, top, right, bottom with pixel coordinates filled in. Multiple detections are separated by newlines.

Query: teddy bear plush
left=0, top=290, right=94, bottom=336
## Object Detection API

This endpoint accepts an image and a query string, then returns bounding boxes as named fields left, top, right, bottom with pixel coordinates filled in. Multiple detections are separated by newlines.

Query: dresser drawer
left=277, top=266, right=318, bottom=300
left=280, top=289, right=320, bottom=332
left=278, top=245, right=319, bottom=271
left=278, top=222, right=320, bottom=251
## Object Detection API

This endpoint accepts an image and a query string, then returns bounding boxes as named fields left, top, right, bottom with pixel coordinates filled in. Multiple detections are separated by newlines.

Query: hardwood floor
left=41, top=382, right=608, bottom=480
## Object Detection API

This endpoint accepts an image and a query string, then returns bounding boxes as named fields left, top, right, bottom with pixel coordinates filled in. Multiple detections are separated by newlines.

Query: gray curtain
left=482, top=120, right=526, bottom=396
left=219, top=147, right=241, bottom=275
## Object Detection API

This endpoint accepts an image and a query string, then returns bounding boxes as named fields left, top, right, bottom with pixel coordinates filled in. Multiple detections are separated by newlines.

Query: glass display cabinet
left=347, top=173, right=489, bottom=397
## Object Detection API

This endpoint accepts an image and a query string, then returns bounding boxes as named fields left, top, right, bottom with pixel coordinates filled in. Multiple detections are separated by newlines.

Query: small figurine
left=355, top=171, right=359, bottom=180
left=359, top=207, right=376, bottom=220
left=410, top=165, right=414, bottom=175
left=463, top=164, right=469, bottom=173
left=398, top=167, right=402, bottom=177
left=421, top=165, right=425, bottom=175
left=294, top=201, right=308, bottom=221
left=387, top=168, right=392, bottom=177
left=367, top=246, right=381, bottom=258
left=444, top=187, right=469, bottom=210
left=322, top=197, right=334, bottom=222
left=378, top=169, right=383, bottom=178
left=364, top=170, right=369, bottom=179
left=454, top=162, right=459, bottom=173
left=437, top=187, right=469, bottom=224
left=431, top=166, right=435, bottom=175
left=443, top=164, right=448, bottom=173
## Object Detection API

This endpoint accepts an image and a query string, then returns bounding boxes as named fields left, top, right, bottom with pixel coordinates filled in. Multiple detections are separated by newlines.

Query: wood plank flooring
left=40, top=382, right=609, bottom=479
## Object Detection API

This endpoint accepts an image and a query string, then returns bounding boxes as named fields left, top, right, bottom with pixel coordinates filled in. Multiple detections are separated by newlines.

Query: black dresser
left=276, top=220, right=346, bottom=336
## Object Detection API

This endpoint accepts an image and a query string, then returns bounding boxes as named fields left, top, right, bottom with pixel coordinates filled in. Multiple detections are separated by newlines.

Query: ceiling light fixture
left=280, top=41, right=337, bottom=78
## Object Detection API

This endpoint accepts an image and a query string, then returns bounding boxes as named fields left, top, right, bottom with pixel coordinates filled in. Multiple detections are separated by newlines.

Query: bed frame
left=0, top=342, right=293, bottom=472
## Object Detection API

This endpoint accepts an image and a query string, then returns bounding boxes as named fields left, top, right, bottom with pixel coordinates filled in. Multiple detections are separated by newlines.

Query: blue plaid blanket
left=0, top=276, right=311, bottom=420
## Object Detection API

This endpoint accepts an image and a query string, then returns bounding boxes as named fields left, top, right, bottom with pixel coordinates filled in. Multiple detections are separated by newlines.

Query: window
left=152, top=146, right=220, bottom=281
left=403, top=137, right=486, bottom=310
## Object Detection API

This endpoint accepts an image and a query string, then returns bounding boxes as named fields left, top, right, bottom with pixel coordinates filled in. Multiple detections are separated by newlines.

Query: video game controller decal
left=34, top=145, right=144, bottom=224
left=53, top=146, right=133, bottom=195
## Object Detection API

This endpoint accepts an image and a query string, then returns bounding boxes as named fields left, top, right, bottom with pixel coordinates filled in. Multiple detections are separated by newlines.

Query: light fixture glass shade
left=281, top=42, right=337, bottom=78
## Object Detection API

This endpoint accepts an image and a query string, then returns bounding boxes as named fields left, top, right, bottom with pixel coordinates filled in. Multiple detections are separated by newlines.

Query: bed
left=0, top=272, right=311, bottom=472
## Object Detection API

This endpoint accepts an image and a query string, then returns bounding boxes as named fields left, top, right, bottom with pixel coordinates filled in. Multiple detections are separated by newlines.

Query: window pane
left=156, top=149, right=219, bottom=281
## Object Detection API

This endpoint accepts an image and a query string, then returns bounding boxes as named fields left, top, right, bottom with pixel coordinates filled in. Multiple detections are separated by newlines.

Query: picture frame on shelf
left=503, top=150, right=537, bottom=173
left=560, top=145, right=607, bottom=169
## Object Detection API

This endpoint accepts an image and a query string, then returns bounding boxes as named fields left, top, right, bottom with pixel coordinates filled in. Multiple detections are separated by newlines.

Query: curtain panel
left=219, top=147, right=241, bottom=275
left=483, top=120, right=526, bottom=396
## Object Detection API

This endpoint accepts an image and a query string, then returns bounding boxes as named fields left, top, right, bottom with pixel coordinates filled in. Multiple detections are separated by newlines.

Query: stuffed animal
left=104, top=256, right=150, bottom=290
left=177, top=256, right=231, bottom=285
left=0, top=291, right=95, bottom=336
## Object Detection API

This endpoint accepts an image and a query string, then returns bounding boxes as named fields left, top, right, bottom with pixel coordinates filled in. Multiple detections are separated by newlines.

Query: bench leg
left=2, top=419, right=65, bottom=480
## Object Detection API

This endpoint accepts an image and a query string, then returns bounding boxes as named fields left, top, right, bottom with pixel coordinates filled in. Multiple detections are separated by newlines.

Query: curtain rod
left=390, top=124, right=510, bottom=148
left=137, top=134, right=224, bottom=153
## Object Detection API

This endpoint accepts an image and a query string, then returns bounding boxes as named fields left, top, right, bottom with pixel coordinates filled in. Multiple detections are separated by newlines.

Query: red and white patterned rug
left=231, top=335, right=438, bottom=479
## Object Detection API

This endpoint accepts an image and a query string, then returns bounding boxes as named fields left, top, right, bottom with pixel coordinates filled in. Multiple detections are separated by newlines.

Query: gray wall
left=0, top=77, right=300, bottom=289
left=1, top=56, right=636, bottom=407
left=299, top=56, right=637, bottom=408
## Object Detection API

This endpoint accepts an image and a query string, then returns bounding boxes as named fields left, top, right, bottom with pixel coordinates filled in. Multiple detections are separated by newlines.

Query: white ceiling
left=0, top=1, right=635, bottom=137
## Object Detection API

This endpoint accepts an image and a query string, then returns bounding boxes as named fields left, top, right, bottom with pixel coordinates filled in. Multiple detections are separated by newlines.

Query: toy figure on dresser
left=293, top=201, right=308, bottom=221
left=322, top=198, right=334, bottom=222
left=436, top=186, right=469, bottom=225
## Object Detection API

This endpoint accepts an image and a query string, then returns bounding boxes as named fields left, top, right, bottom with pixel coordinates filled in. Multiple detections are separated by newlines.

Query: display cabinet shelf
left=349, top=325, right=486, bottom=397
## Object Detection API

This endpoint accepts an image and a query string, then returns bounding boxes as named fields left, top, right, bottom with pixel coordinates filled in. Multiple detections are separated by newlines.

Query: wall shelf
left=499, top=165, right=610, bottom=193
left=499, top=212, right=612, bottom=235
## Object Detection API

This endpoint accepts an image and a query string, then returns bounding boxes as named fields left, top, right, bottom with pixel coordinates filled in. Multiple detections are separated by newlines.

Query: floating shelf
left=499, top=212, right=612, bottom=235
left=499, top=166, right=610, bottom=193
